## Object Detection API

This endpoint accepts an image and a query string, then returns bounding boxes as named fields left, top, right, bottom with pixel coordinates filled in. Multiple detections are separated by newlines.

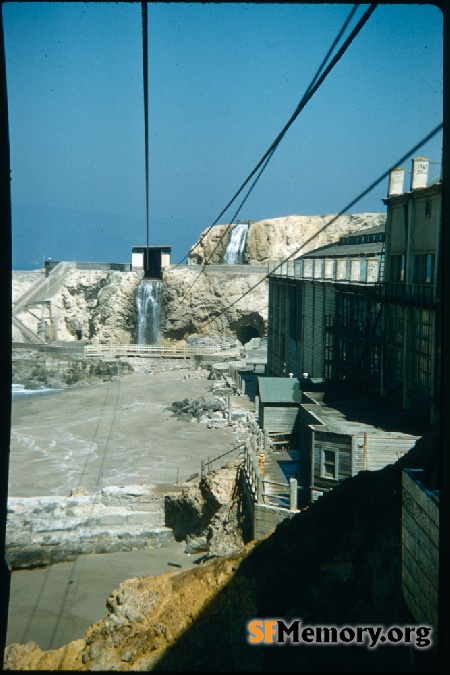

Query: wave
left=12, top=384, right=65, bottom=398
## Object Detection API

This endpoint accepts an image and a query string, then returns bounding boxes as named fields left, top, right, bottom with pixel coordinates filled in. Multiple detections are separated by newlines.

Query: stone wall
left=11, top=348, right=135, bottom=390
left=402, top=468, right=439, bottom=643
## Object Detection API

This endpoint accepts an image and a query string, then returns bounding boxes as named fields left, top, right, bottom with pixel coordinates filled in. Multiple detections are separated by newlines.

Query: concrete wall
left=402, top=468, right=439, bottom=644
left=6, top=486, right=173, bottom=569
left=45, top=261, right=132, bottom=274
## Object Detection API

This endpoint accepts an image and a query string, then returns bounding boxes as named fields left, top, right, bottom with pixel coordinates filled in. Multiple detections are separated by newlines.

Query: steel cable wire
left=170, top=4, right=376, bottom=314
left=172, top=3, right=371, bottom=274
left=197, top=123, right=443, bottom=331
left=194, top=2, right=362, bottom=268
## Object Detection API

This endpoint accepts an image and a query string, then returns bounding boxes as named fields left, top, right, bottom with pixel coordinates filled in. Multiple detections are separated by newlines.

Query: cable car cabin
left=131, top=245, right=172, bottom=280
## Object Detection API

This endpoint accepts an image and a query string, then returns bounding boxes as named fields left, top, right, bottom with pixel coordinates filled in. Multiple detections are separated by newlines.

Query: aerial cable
left=142, top=2, right=149, bottom=254
left=197, top=122, right=443, bottom=331
left=171, top=4, right=374, bottom=312
left=172, top=3, right=374, bottom=271
left=305, top=3, right=360, bottom=96
left=201, top=3, right=361, bottom=267
left=204, top=147, right=277, bottom=266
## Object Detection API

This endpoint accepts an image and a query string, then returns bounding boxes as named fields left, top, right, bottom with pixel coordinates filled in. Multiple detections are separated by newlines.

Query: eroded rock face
left=165, top=460, right=249, bottom=557
left=59, top=270, right=141, bottom=343
left=12, top=269, right=141, bottom=344
left=188, top=213, right=386, bottom=265
left=161, top=267, right=268, bottom=341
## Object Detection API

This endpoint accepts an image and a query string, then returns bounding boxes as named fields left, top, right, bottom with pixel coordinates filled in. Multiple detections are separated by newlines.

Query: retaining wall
left=402, top=468, right=439, bottom=644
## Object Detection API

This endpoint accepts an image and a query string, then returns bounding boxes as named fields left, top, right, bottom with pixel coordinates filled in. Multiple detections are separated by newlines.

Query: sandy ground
left=6, top=543, right=201, bottom=651
left=5, top=365, right=241, bottom=651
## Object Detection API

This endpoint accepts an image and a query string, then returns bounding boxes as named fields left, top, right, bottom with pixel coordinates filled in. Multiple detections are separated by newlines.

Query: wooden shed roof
left=257, top=377, right=302, bottom=403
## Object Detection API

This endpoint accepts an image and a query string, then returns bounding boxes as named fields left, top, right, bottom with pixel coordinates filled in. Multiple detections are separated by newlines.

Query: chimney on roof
left=410, top=157, right=429, bottom=190
left=388, top=167, right=405, bottom=196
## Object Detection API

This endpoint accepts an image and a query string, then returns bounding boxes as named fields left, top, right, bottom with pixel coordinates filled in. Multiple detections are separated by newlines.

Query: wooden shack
left=256, top=377, right=302, bottom=434
left=298, top=398, right=420, bottom=502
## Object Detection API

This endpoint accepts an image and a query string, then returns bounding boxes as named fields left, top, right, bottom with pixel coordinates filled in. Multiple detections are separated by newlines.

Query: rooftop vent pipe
left=388, top=167, right=405, bottom=196
left=410, top=157, right=429, bottom=190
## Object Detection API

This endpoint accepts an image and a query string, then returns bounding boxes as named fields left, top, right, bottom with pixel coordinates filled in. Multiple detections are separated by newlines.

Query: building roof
left=301, top=400, right=419, bottom=438
left=348, top=224, right=385, bottom=235
left=297, top=240, right=384, bottom=259
left=293, top=223, right=385, bottom=260
left=257, top=377, right=302, bottom=403
left=132, top=245, right=172, bottom=250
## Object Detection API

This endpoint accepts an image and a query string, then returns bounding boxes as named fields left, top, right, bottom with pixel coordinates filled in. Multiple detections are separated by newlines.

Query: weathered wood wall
left=260, top=405, right=301, bottom=433
left=402, top=468, right=439, bottom=645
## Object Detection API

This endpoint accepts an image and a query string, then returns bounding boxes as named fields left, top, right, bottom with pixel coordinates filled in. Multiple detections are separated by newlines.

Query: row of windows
left=385, top=308, right=433, bottom=394
left=337, top=295, right=381, bottom=329
left=339, top=232, right=384, bottom=245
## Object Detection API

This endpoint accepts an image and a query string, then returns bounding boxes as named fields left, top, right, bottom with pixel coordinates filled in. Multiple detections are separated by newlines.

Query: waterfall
left=223, top=221, right=249, bottom=264
left=136, top=279, right=163, bottom=345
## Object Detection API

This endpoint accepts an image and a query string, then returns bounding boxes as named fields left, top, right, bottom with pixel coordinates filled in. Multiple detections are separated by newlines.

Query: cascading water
left=136, top=279, right=163, bottom=345
left=223, top=221, right=249, bottom=264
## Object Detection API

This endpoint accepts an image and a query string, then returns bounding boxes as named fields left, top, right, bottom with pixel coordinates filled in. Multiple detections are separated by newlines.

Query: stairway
left=13, top=261, right=74, bottom=314
left=6, top=488, right=175, bottom=569
left=12, top=315, right=45, bottom=344
left=12, top=261, right=75, bottom=344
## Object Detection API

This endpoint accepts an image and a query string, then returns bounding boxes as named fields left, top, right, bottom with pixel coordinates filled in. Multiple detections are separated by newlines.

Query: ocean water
left=11, top=384, right=65, bottom=399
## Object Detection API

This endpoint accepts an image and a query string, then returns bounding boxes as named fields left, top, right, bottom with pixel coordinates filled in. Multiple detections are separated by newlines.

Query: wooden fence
left=84, top=343, right=239, bottom=359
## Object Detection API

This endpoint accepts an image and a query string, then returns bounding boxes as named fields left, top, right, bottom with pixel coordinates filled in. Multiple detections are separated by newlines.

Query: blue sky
left=2, top=2, right=443, bottom=269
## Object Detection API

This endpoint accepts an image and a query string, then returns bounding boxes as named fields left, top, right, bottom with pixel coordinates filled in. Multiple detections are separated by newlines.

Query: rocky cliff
left=12, top=213, right=386, bottom=345
left=188, top=213, right=386, bottom=265
left=161, top=267, right=268, bottom=342
left=13, top=269, right=141, bottom=344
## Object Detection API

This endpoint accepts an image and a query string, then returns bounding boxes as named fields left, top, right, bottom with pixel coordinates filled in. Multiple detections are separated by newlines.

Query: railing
left=84, top=343, right=240, bottom=358
left=242, top=444, right=298, bottom=511
left=375, top=282, right=439, bottom=307
left=201, top=443, right=246, bottom=477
